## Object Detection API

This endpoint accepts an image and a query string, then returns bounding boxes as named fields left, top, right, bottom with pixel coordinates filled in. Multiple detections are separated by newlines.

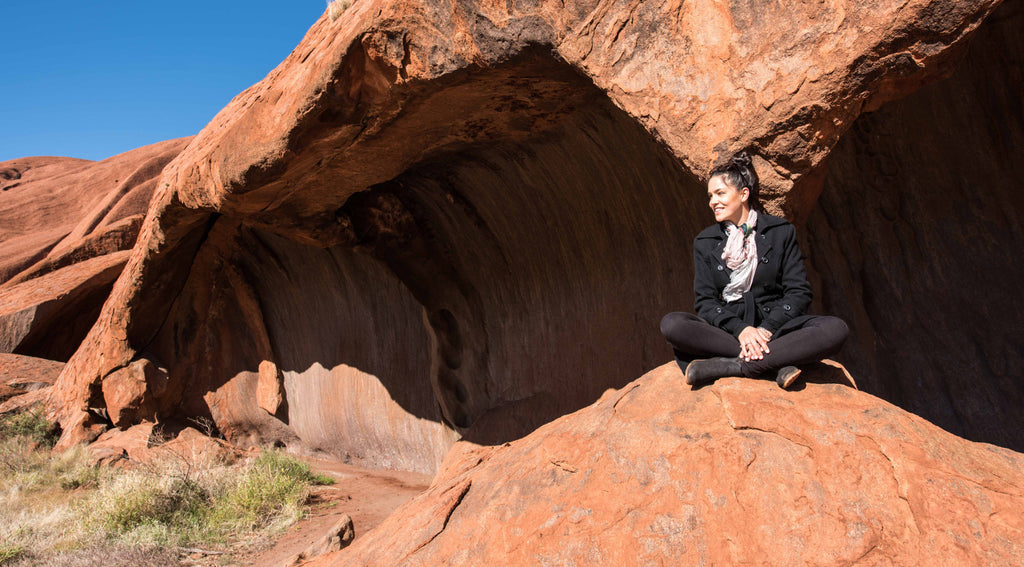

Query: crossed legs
left=659, top=312, right=849, bottom=384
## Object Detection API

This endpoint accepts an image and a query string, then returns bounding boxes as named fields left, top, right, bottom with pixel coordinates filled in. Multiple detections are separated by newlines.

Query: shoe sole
left=777, top=366, right=802, bottom=389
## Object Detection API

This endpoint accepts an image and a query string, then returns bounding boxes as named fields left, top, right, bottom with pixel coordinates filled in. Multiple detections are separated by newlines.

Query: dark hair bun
left=730, top=152, right=752, bottom=169
left=708, top=150, right=761, bottom=211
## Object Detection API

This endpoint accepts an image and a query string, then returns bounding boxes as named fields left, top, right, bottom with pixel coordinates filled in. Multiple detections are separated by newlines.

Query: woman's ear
left=741, top=187, right=750, bottom=203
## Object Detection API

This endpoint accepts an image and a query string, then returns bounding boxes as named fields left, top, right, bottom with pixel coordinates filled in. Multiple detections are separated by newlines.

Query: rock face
left=0, top=138, right=191, bottom=361
left=0, top=353, right=63, bottom=410
left=804, top=0, right=1024, bottom=450
left=330, top=363, right=1024, bottom=565
left=39, top=0, right=1021, bottom=476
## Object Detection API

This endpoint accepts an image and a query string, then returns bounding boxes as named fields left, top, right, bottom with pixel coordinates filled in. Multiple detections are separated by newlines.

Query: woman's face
left=707, top=175, right=749, bottom=225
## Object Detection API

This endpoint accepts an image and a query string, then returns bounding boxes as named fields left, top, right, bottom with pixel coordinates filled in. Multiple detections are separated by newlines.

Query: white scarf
left=721, top=209, right=758, bottom=302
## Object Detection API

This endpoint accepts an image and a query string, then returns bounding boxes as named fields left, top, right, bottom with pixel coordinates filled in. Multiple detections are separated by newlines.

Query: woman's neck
left=730, top=206, right=751, bottom=226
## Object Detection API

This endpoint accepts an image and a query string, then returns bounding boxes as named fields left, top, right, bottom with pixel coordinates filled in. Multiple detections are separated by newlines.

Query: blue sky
left=1, top=1, right=327, bottom=162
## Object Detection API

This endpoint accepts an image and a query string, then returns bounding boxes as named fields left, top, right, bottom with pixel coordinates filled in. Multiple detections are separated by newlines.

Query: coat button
left=762, top=306, right=770, bottom=313
left=715, top=307, right=723, bottom=313
left=717, top=265, right=724, bottom=271
left=761, top=256, right=769, bottom=263
left=783, top=304, right=792, bottom=311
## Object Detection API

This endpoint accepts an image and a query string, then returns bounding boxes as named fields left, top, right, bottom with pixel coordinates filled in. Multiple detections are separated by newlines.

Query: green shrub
left=0, top=406, right=58, bottom=446
left=84, top=449, right=327, bottom=546
left=209, top=450, right=326, bottom=532
left=3, top=442, right=329, bottom=562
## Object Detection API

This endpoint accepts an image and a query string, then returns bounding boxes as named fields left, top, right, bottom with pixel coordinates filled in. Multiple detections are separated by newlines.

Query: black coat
left=693, top=212, right=813, bottom=337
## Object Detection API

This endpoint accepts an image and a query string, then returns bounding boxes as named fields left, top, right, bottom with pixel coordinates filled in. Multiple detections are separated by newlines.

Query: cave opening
left=143, top=52, right=713, bottom=474
left=805, top=0, right=1024, bottom=451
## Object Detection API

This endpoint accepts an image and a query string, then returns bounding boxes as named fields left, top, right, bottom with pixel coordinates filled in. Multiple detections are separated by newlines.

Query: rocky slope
left=329, top=363, right=1024, bottom=565
left=0, top=138, right=191, bottom=361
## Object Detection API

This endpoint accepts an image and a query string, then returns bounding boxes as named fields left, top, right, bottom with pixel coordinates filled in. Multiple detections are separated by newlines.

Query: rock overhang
left=42, top=0, right=1016, bottom=472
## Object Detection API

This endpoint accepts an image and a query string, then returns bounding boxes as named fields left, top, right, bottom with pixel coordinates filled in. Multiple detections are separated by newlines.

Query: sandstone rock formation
left=35, top=0, right=1020, bottom=478
left=0, top=353, right=63, bottom=411
left=0, top=138, right=191, bottom=361
left=803, top=0, right=1024, bottom=448
left=329, top=363, right=1024, bottom=565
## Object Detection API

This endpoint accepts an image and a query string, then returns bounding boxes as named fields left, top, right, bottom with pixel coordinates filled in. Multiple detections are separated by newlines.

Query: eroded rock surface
left=40, top=0, right=1018, bottom=476
left=0, top=138, right=191, bottom=361
left=330, top=364, right=1024, bottom=565
left=804, top=0, right=1024, bottom=449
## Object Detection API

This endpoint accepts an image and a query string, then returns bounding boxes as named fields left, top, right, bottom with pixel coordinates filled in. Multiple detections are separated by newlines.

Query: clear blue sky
left=1, top=1, right=327, bottom=162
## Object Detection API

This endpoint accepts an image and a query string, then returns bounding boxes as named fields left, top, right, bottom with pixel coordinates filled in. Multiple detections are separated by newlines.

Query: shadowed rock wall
left=121, top=84, right=708, bottom=473
left=805, top=0, right=1024, bottom=449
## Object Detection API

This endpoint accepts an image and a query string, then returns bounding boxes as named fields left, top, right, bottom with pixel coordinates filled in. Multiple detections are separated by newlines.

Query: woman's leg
left=740, top=316, right=849, bottom=377
left=660, top=312, right=741, bottom=370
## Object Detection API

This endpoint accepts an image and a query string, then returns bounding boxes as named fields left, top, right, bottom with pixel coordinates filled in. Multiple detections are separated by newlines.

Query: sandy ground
left=233, top=457, right=431, bottom=567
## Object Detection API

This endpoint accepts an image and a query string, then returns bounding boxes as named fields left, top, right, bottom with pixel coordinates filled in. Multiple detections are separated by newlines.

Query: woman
left=660, top=152, right=849, bottom=388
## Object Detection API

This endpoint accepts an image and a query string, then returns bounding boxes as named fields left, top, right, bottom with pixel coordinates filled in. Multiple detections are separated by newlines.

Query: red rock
left=0, top=138, right=190, bottom=284
left=0, top=252, right=130, bottom=361
left=0, top=353, right=63, bottom=410
left=152, top=426, right=244, bottom=468
left=256, top=359, right=284, bottom=416
left=330, top=363, right=1024, bottom=565
left=88, top=421, right=157, bottom=464
left=0, top=353, right=64, bottom=388
left=286, top=513, right=356, bottom=565
left=45, top=0, right=1015, bottom=470
left=0, top=138, right=190, bottom=362
left=100, top=358, right=166, bottom=428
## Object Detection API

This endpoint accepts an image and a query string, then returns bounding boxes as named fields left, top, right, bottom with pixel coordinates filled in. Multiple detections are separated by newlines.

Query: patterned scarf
left=721, top=209, right=758, bottom=302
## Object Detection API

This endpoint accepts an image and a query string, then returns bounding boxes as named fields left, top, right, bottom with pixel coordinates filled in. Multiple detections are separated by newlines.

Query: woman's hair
left=709, top=152, right=760, bottom=211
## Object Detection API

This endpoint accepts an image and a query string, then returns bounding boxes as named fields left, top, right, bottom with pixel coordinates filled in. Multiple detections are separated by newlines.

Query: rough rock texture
left=0, top=353, right=63, bottom=408
left=0, top=138, right=190, bottom=361
left=87, top=422, right=245, bottom=468
left=804, top=0, right=1024, bottom=448
left=43, top=0, right=1017, bottom=474
left=330, top=363, right=1024, bottom=566
left=286, top=514, right=356, bottom=565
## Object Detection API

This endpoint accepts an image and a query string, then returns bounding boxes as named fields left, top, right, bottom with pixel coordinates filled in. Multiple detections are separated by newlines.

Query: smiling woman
left=0, top=1, right=327, bottom=162
left=660, top=152, right=850, bottom=389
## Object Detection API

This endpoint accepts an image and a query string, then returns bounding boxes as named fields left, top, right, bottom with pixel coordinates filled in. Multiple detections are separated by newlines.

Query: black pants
left=659, top=312, right=849, bottom=377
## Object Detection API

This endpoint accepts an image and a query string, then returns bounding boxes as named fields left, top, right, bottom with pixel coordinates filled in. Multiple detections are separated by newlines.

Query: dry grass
left=0, top=408, right=333, bottom=566
left=327, top=0, right=353, bottom=21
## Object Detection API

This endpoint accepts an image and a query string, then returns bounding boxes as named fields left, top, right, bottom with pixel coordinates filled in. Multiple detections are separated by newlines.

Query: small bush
left=327, top=0, right=353, bottom=21
left=84, top=449, right=328, bottom=546
left=208, top=450, right=330, bottom=532
left=0, top=406, right=58, bottom=446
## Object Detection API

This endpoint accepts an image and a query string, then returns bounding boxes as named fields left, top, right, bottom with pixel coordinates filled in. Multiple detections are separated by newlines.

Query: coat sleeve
left=693, top=237, right=747, bottom=337
left=760, top=224, right=813, bottom=334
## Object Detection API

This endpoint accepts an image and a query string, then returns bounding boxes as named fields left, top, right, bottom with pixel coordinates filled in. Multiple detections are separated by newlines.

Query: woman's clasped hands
left=738, top=326, right=773, bottom=361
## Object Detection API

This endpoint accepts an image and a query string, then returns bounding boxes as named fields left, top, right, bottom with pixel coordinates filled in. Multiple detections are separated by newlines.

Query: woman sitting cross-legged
left=660, top=152, right=849, bottom=389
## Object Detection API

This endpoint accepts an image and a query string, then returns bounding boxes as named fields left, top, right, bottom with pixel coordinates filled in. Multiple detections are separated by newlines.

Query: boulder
left=286, top=514, right=356, bottom=566
left=100, top=358, right=168, bottom=428
left=87, top=423, right=243, bottom=469
left=331, top=363, right=1024, bottom=565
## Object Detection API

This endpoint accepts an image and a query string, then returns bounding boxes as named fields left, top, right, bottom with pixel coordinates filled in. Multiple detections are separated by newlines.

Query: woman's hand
left=738, top=326, right=773, bottom=361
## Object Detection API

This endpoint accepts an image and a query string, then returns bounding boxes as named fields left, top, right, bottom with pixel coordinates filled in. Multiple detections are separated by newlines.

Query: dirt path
left=242, top=457, right=431, bottom=567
